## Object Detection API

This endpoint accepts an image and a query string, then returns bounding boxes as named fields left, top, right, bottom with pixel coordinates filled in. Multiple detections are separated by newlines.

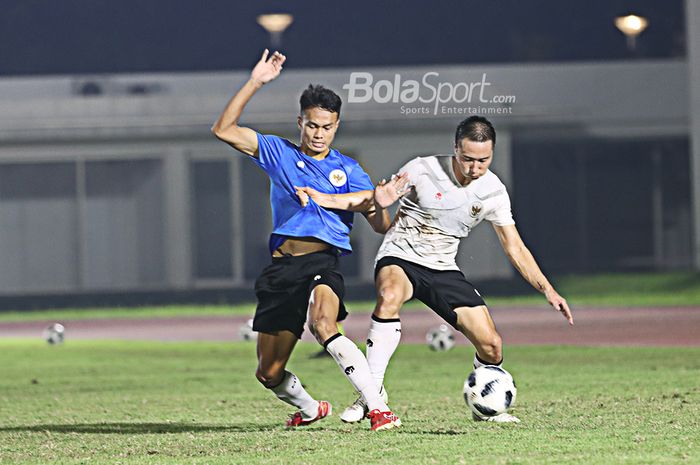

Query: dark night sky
left=0, top=0, right=686, bottom=76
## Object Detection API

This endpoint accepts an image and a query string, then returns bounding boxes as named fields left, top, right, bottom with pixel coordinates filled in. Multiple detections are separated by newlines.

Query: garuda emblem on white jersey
left=470, top=202, right=483, bottom=218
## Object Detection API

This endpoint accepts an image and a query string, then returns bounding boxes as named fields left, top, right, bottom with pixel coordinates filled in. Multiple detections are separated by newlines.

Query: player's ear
left=297, top=115, right=303, bottom=130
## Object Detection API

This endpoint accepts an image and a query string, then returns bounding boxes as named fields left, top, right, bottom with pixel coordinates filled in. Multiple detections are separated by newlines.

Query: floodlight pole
left=269, top=32, right=283, bottom=49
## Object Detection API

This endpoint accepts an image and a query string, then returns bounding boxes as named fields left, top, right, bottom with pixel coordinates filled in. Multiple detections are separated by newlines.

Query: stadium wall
left=0, top=60, right=692, bottom=306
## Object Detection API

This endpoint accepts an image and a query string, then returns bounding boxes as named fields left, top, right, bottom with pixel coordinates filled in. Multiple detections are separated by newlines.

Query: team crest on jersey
left=435, top=192, right=443, bottom=200
left=470, top=201, right=483, bottom=218
left=329, top=169, right=347, bottom=187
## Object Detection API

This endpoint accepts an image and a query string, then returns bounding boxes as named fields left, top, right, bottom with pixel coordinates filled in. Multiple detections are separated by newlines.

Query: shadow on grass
left=0, top=422, right=276, bottom=434
left=399, top=429, right=467, bottom=436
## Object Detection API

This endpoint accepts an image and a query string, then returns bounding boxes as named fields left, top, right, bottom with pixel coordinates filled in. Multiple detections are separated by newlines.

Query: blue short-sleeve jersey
left=251, top=133, right=374, bottom=255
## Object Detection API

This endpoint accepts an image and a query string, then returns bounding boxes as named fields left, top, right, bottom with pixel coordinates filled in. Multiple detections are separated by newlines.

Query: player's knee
left=255, top=367, right=284, bottom=389
left=375, top=286, right=403, bottom=317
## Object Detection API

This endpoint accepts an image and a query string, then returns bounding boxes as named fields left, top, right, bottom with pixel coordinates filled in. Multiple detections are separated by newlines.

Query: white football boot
left=472, top=412, right=521, bottom=423
left=340, top=386, right=389, bottom=423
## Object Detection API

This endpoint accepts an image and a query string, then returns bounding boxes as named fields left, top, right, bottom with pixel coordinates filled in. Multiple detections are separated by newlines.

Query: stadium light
left=257, top=13, right=294, bottom=48
left=615, top=14, right=649, bottom=51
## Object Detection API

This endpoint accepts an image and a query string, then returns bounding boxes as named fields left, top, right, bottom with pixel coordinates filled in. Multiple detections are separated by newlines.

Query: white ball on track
left=425, top=324, right=455, bottom=351
left=42, top=323, right=65, bottom=345
left=238, top=318, right=258, bottom=341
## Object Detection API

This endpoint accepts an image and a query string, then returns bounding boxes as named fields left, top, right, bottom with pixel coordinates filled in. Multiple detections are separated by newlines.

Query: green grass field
left=1, top=272, right=699, bottom=323
left=1, top=340, right=698, bottom=464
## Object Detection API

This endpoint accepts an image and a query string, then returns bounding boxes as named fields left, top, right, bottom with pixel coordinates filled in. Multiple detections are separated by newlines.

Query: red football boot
left=368, top=409, right=401, bottom=431
left=286, top=400, right=332, bottom=427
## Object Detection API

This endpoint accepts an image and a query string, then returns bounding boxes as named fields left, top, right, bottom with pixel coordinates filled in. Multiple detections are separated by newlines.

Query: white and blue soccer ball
left=42, top=323, right=65, bottom=345
left=463, top=365, right=517, bottom=419
left=238, top=318, right=257, bottom=341
left=426, top=324, right=455, bottom=351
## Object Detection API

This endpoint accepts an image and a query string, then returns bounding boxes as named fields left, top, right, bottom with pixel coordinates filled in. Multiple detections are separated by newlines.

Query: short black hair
left=454, top=116, right=496, bottom=147
left=300, top=84, right=342, bottom=116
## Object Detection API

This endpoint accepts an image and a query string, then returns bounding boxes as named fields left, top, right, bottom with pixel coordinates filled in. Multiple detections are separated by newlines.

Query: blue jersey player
left=212, top=50, right=401, bottom=431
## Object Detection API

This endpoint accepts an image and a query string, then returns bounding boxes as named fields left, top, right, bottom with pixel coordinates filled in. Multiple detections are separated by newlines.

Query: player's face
left=298, top=107, right=340, bottom=156
left=453, top=138, right=493, bottom=184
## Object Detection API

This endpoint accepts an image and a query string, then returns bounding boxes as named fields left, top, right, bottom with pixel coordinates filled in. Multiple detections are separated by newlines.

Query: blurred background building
left=0, top=0, right=698, bottom=307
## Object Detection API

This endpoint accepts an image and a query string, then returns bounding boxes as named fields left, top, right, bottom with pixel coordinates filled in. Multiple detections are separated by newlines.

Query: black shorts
left=253, top=250, right=347, bottom=339
left=375, top=256, right=486, bottom=329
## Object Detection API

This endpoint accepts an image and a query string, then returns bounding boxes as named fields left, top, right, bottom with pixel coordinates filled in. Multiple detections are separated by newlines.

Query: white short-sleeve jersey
left=376, top=155, right=515, bottom=271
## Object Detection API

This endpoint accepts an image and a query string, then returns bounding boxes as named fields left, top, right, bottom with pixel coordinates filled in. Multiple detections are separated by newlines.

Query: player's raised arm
left=492, top=223, right=574, bottom=325
left=211, top=49, right=286, bottom=157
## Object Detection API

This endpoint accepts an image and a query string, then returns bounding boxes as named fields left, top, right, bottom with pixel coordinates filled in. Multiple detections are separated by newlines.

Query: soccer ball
left=42, top=323, right=65, bottom=345
left=463, top=365, right=517, bottom=419
left=425, top=324, right=455, bottom=351
left=238, top=318, right=257, bottom=341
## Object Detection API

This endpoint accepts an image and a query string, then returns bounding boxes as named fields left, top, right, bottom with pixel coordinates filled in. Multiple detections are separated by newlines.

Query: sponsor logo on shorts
left=329, top=169, right=347, bottom=187
left=344, top=366, right=355, bottom=375
left=366, top=339, right=373, bottom=347
left=314, top=275, right=322, bottom=281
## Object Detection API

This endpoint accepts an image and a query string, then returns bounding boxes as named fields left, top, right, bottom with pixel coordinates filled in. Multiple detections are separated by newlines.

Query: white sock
left=270, top=371, right=319, bottom=420
left=366, top=315, right=402, bottom=388
left=325, top=334, right=389, bottom=412
left=473, top=353, right=503, bottom=369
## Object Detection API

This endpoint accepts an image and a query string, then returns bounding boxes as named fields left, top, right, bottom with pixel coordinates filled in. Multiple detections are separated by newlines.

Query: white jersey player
left=296, top=116, right=574, bottom=424
left=375, top=154, right=515, bottom=271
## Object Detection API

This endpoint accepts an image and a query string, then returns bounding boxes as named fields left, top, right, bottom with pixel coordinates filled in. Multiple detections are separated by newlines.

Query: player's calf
left=459, top=328, right=502, bottom=365
left=307, top=318, right=338, bottom=346
left=476, top=334, right=502, bottom=364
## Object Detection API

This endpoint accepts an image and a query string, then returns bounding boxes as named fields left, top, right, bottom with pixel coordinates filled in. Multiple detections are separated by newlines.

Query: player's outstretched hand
left=546, top=289, right=573, bottom=325
left=374, top=172, right=410, bottom=208
left=251, top=49, right=286, bottom=85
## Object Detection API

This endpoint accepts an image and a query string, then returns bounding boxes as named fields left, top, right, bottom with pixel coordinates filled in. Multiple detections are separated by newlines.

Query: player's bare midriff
left=272, top=237, right=331, bottom=257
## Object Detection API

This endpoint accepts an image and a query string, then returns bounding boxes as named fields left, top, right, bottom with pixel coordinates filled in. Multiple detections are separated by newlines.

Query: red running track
left=1, top=306, right=698, bottom=346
